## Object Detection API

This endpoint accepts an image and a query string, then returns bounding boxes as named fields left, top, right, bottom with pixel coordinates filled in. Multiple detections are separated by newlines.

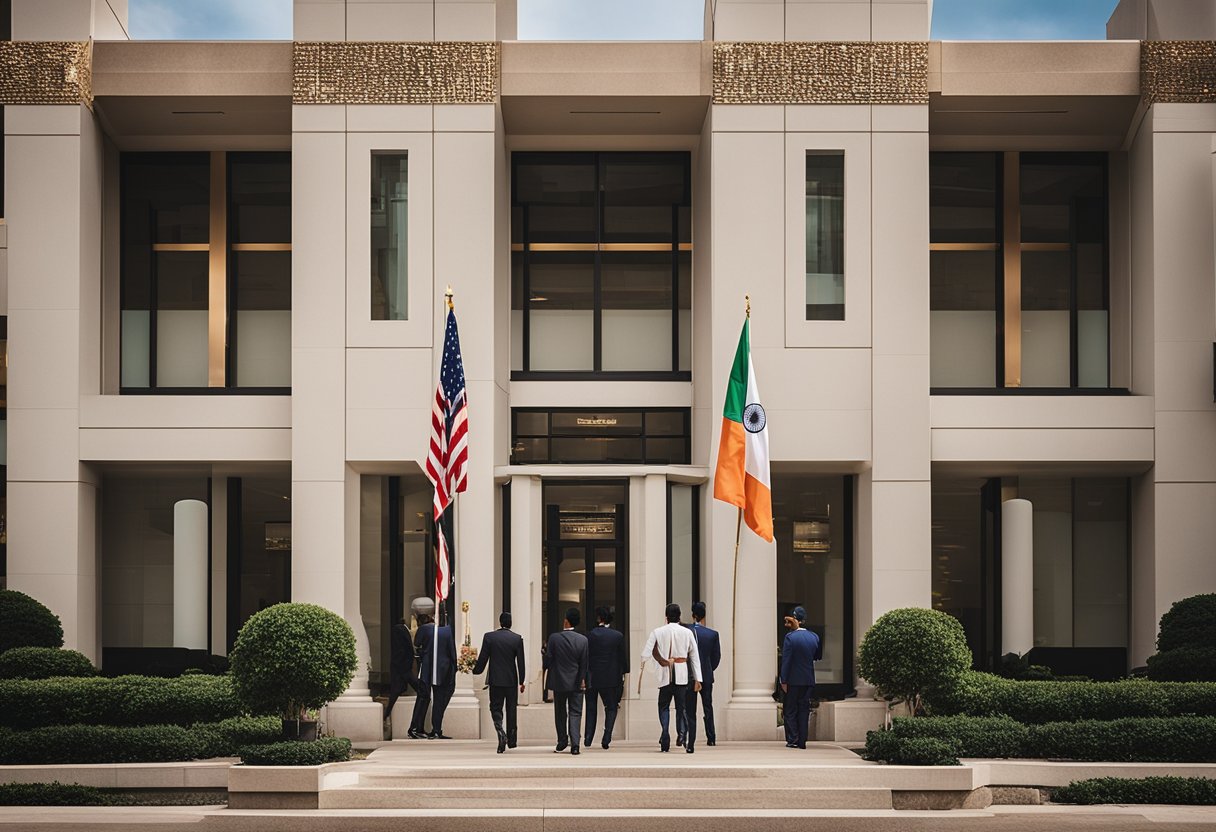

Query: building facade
left=2, top=0, right=1216, bottom=741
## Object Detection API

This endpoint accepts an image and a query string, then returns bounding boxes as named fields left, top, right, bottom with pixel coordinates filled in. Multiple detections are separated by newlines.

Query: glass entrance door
left=541, top=481, right=628, bottom=648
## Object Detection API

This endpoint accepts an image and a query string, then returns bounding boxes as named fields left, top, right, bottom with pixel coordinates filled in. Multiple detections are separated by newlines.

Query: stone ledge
left=0, top=759, right=233, bottom=789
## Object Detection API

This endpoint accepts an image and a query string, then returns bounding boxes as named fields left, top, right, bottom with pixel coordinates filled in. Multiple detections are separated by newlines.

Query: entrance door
left=541, top=481, right=628, bottom=647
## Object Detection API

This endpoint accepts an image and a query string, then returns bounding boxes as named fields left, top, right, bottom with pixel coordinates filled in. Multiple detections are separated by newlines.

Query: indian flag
left=713, top=318, right=773, bottom=542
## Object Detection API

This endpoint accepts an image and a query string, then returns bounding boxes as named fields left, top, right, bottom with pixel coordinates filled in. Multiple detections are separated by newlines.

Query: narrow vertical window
left=666, top=483, right=699, bottom=612
left=805, top=152, right=845, bottom=321
left=371, top=152, right=408, bottom=320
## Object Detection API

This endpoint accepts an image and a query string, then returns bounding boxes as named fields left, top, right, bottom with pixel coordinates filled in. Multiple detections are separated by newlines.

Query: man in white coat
left=640, top=603, right=703, bottom=753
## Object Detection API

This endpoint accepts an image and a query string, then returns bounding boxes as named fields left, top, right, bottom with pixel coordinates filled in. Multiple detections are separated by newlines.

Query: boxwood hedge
left=0, top=674, right=245, bottom=729
left=0, top=647, right=95, bottom=680
left=0, top=716, right=281, bottom=764
left=239, top=736, right=352, bottom=767
left=0, top=782, right=120, bottom=806
left=1053, top=776, right=1216, bottom=805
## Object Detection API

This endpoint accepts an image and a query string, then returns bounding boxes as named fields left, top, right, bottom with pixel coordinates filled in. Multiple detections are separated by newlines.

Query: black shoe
left=508, top=742, right=517, bottom=749
left=676, top=734, right=685, bottom=747
left=407, top=729, right=423, bottom=739
left=707, top=739, right=716, bottom=746
left=686, top=745, right=695, bottom=754
left=571, top=747, right=580, bottom=756
left=428, top=732, right=452, bottom=740
left=584, top=738, right=593, bottom=749
left=601, top=741, right=610, bottom=750
left=785, top=742, right=796, bottom=748
left=555, top=743, right=568, bottom=753
left=496, top=728, right=507, bottom=754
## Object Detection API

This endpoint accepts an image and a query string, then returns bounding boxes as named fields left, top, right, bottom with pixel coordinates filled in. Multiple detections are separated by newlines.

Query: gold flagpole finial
left=745, top=294, right=751, bottom=319
left=445, top=285, right=454, bottom=311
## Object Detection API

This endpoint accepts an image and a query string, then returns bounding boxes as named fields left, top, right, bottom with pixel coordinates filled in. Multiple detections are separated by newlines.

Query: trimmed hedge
left=0, top=716, right=281, bottom=764
left=1147, top=645, right=1216, bottom=683
left=1156, top=594, right=1216, bottom=653
left=0, top=590, right=64, bottom=654
left=0, top=782, right=119, bottom=807
left=239, top=737, right=352, bottom=767
left=0, top=674, right=244, bottom=729
left=1053, top=776, right=1216, bottom=806
left=857, top=608, right=971, bottom=714
left=866, top=715, right=1216, bottom=764
left=0, top=647, right=95, bottom=680
left=863, top=732, right=961, bottom=766
left=926, top=670, right=1216, bottom=723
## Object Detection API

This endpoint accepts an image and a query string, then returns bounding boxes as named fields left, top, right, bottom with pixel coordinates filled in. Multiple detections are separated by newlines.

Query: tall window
left=120, top=152, right=291, bottom=392
left=805, top=152, right=844, bottom=320
left=930, top=152, right=1110, bottom=391
left=371, top=152, right=408, bottom=320
left=666, top=483, right=700, bottom=614
left=511, top=152, right=691, bottom=379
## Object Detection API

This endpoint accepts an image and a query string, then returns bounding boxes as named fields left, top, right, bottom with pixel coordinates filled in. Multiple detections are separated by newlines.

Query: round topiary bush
left=0, top=647, right=95, bottom=680
left=0, top=590, right=64, bottom=654
left=1147, top=594, right=1216, bottom=682
left=858, top=607, right=972, bottom=715
left=228, top=603, right=357, bottom=723
left=1147, top=645, right=1216, bottom=682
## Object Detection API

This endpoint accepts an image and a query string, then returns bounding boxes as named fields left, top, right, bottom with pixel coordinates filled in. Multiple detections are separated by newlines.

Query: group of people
left=387, top=597, right=818, bottom=753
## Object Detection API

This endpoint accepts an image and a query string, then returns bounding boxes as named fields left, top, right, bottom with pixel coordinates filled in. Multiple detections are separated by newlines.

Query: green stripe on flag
left=722, top=319, right=749, bottom=422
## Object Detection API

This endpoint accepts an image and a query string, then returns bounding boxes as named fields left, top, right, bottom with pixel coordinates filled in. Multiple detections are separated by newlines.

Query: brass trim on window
left=231, top=243, right=292, bottom=252
left=928, top=242, right=1000, bottom=252
left=1002, top=152, right=1022, bottom=388
left=151, top=243, right=210, bottom=252
left=208, top=151, right=228, bottom=388
left=1020, top=242, right=1070, bottom=252
left=510, top=242, right=692, bottom=252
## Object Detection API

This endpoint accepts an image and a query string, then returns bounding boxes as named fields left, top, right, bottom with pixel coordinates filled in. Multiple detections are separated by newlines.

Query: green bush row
left=1146, top=646, right=1216, bottom=683
left=0, top=590, right=64, bottom=654
left=0, top=716, right=280, bottom=764
left=1053, top=777, right=1216, bottom=806
left=861, top=732, right=961, bottom=766
left=0, top=647, right=95, bottom=680
left=926, top=671, right=1216, bottom=723
left=0, top=674, right=245, bottom=729
left=866, top=715, right=1216, bottom=764
left=239, top=737, right=352, bottom=767
left=0, top=782, right=120, bottom=807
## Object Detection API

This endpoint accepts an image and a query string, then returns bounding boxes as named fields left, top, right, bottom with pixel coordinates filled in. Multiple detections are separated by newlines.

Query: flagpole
left=433, top=286, right=455, bottom=715
left=730, top=295, right=750, bottom=701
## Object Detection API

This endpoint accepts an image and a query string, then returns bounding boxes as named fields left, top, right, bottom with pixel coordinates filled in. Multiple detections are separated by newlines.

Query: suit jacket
left=687, top=622, right=721, bottom=686
left=472, top=627, right=525, bottom=688
left=543, top=628, right=589, bottom=692
left=416, top=622, right=457, bottom=687
left=389, top=623, right=418, bottom=693
left=586, top=625, right=627, bottom=689
left=780, top=627, right=819, bottom=687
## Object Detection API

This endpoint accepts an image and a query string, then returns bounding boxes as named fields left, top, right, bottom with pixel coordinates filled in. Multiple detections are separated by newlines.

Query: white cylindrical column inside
left=173, top=499, right=209, bottom=650
left=1001, top=498, right=1034, bottom=656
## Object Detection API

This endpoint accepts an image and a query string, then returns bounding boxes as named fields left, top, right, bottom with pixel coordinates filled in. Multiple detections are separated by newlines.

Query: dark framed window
left=805, top=152, right=845, bottom=320
left=511, top=408, right=690, bottom=465
left=930, top=151, right=1116, bottom=394
left=120, top=152, right=291, bottom=394
left=501, top=482, right=511, bottom=614
left=666, top=483, right=700, bottom=612
left=511, top=152, right=691, bottom=380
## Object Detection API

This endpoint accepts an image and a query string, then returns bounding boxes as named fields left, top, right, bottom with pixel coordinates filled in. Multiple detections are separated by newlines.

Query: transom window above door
left=510, top=152, right=692, bottom=380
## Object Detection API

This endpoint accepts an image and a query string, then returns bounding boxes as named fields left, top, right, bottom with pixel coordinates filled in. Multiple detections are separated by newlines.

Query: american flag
left=425, top=305, right=469, bottom=603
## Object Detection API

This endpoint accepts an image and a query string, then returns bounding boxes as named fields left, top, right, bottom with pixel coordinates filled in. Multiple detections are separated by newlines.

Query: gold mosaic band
left=713, top=41, right=929, bottom=105
left=293, top=41, right=499, bottom=105
left=1141, top=40, right=1216, bottom=104
left=0, top=41, right=92, bottom=106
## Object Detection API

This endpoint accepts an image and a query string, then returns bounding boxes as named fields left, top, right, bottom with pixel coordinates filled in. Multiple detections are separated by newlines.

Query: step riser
left=320, top=789, right=893, bottom=810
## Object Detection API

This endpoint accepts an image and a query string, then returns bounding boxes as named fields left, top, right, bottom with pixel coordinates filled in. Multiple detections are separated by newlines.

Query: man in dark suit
left=685, top=601, right=722, bottom=747
left=409, top=597, right=458, bottom=739
left=544, top=607, right=588, bottom=755
left=472, top=611, right=526, bottom=753
left=584, top=606, right=627, bottom=750
left=387, top=617, right=419, bottom=736
left=779, top=605, right=819, bottom=750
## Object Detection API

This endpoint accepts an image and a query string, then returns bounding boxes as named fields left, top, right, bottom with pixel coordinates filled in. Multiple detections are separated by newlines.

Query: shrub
left=1156, top=594, right=1216, bottom=653
left=0, top=716, right=282, bottom=764
left=926, top=670, right=1216, bottom=723
left=1147, top=645, right=1216, bottom=683
left=1028, top=717, right=1216, bottom=763
left=863, top=731, right=961, bottom=766
left=190, top=715, right=282, bottom=758
left=882, top=715, right=1028, bottom=759
left=0, top=590, right=64, bottom=654
left=229, top=603, right=357, bottom=721
left=0, top=674, right=244, bottom=729
left=858, top=608, right=971, bottom=714
left=1053, top=777, right=1216, bottom=806
left=0, top=782, right=119, bottom=807
left=239, top=737, right=352, bottom=767
left=0, top=647, right=95, bottom=680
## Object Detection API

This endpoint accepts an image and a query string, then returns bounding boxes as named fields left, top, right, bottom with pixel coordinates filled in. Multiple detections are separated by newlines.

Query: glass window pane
left=678, top=253, right=691, bottom=372
left=1021, top=250, right=1071, bottom=388
left=515, top=411, right=548, bottom=436
left=1072, top=478, right=1128, bottom=648
left=646, top=410, right=685, bottom=436
left=601, top=155, right=687, bottom=242
left=601, top=253, right=673, bottom=372
left=511, top=252, right=524, bottom=372
left=644, top=437, right=688, bottom=464
left=668, top=485, right=695, bottom=612
left=123, top=155, right=210, bottom=245
left=550, top=437, right=643, bottom=463
left=514, top=158, right=596, bottom=243
left=511, top=437, right=548, bottom=463
left=1022, top=478, right=1074, bottom=648
left=237, top=477, right=292, bottom=634
left=233, top=251, right=291, bottom=388
left=932, top=479, right=988, bottom=666
left=551, top=411, right=642, bottom=435
left=154, top=251, right=209, bottom=388
left=528, top=254, right=594, bottom=371
left=930, top=250, right=997, bottom=387
left=229, top=154, right=290, bottom=244
left=930, top=152, right=998, bottom=243
left=371, top=152, right=408, bottom=321
left=806, top=152, right=844, bottom=321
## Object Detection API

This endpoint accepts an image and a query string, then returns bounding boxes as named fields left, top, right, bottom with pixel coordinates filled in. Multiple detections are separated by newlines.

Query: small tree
left=0, top=590, right=64, bottom=654
left=1147, top=594, right=1216, bottom=682
left=858, top=607, right=971, bottom=716
left=228, top=603, right=357, bottom=726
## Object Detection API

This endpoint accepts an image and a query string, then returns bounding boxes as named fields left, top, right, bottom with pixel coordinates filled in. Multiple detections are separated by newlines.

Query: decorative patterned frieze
left=713, top=41, right=928, bottom=105
left=1141, top=40, right=1216, bottom=104
left=293, top=41, right=499, bottom=105
left=0, top=41, right=91, bottom=106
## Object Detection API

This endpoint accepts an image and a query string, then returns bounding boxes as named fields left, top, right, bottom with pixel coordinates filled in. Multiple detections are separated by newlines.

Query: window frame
left=510, top=406, right=692, bottom=465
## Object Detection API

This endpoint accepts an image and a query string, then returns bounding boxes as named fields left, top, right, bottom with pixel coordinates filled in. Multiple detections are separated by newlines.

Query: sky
left=127, top=0, right=1120, bottom=41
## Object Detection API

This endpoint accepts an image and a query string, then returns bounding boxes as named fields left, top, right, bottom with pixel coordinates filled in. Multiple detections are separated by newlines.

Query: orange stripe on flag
left=744, top=473, right=773, bottom=542
left=713, top=418, right=746, bottom=508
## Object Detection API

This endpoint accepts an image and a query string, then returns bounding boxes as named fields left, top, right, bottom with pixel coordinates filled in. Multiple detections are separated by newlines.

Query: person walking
left=685, top=601, right=721, bottom=747
left=544, top=607, right=589, bottom=755
left=779, top=605, right=819, bottom=750
left=640, top=603, right=702, bottom=753
left=584, top=606, right=627, bottom=750
left=386, top=616, right=419, bottom=738
left=472, top=611, right=526, bottom=753
left=409, top=597, right=458, bottom=740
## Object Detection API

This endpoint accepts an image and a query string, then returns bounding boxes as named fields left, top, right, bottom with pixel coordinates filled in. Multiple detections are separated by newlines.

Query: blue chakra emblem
left=743, top=403, right=766, bottom=433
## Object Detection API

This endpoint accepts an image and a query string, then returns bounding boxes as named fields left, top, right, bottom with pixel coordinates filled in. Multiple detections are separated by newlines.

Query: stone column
left=1001, top=498, right=1034, bottom=656
left=510, top=475, right=543, bottom=703
left=625, top=474, right=669, bottom=740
